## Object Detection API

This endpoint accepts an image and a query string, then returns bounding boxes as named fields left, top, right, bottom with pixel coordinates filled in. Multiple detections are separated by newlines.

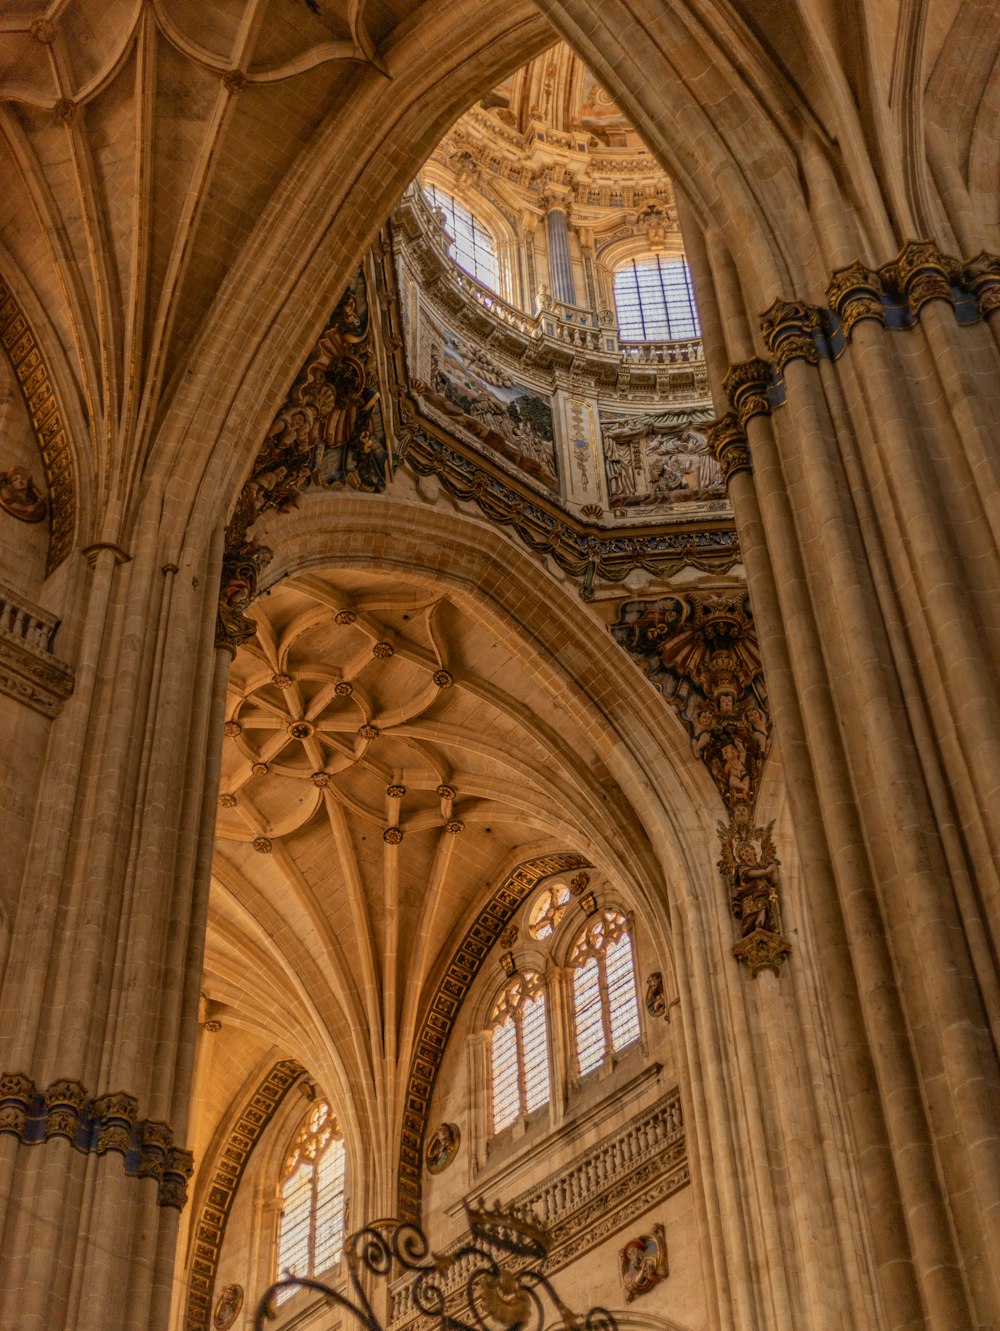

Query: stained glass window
left=276, top=1101, right=346, bottom=1301
left=424, top=183, right=498, bottom=291
left=614, top=256, right=700, bottom=341
left=569, top=909, right=641, bottom=1076
left=488, top=971, right=551, bottom=1134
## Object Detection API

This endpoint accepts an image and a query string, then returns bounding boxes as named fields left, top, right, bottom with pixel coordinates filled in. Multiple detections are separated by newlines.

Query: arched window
left=276, top=1101, right=346, bottom=1297
left=570, top=908, right=641, bottom=1076
left=424, top=183, right=499, bottom=291
left=488, top=971, right=551, bottom=1134
left=613, top=256, right=700, bottom=341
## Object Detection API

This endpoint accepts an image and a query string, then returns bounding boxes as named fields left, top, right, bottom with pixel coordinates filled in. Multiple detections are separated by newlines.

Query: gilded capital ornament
left=706, top=414, right=752, bottom=484
left=722, top=358, right=773, bottom=428
left=826, top=260, right=885, bottom=337
left=759, top=299, right=822, bottom=372
left=962, top=251, right=1000, bottom=319
left=895, top=240, right=956, bottom=313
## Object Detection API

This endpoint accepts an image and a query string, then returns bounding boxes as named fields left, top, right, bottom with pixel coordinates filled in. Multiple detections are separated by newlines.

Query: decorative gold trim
left=826, top=260, right=886, bottom=337
left=0, top=1073, right=191, bottom=1207
left=706, top=414, right=753, bottom=484
left=397, top=852, right=590, bottom=1221
left=722, top=358, right=773, bottom=429
left=183, top=1059, right=305, bottom=1331
left=961, top=251, right=1000, bottom=319
left=0, top=278, right=76, bottom=574
left=759, top=299, right=823, bottom=372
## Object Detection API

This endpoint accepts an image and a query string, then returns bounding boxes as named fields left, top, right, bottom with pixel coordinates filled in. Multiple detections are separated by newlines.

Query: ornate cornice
left=184, top=1058, right=305, bottom=1331
left=0, top=1073, right=192, bottom=1208
left=0, top=277, right=76, bottom=573
left=397, top=852, right=590, bottom=1222
left=402, top=420, right=740, bottom=597
left=0, top=581, right=74, bottom=717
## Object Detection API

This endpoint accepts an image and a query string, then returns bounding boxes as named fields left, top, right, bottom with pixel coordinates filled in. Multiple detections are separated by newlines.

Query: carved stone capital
left=732, top=928, right=792, bottom=978
left=160, top=1147, right=195, bottom=1209
left=42, top=1078, right=87, bottom=1140
left=92, top=1091, right=139, bottom=1156
left=759, top=299, right=822, bottom=372
left=706, top=414, right=752, bottom=484
left=826, top=260, right=886, bottom=337
left=894, top=240, right=956, bottom=313
left=0, top=1072, right=35, bottom=1137
left=722, top=358, right=773, bottom=428
left=962, top=251, right=1000, bottom=319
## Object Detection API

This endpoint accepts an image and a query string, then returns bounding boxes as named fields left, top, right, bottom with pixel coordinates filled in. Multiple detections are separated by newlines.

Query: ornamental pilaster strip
left=722, top=357, right=774, bottom=428
left=826, top=260, right=886, bottom=337
left=759, top=299, right=823, bottom=372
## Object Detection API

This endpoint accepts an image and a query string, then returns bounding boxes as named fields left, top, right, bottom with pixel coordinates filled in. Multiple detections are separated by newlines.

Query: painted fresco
left=601, top=413, right=725, bottom=518
left=414, top=330, right=558, bottom=490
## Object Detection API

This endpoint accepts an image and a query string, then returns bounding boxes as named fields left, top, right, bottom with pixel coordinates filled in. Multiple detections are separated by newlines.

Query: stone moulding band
left=706, top=242, right=1000, bottom=481
left=0, top=1072, right=193, bottom=1208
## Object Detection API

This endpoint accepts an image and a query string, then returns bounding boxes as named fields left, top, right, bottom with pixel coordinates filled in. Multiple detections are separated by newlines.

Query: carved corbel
left=826, top=260, right=886, bottom=337
left=215, top=540, right=272, bottom=656
left=759, top=299, right=823, bottom=372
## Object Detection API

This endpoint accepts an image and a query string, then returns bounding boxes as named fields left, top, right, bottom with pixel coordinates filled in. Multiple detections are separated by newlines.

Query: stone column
left=0, top=517, right=230, bottom=1331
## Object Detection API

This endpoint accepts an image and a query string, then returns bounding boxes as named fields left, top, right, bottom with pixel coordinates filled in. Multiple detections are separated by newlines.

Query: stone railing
left=0, top=580, right=73, bottom=717
left=393, top=188, right=708, bottom=403
left=388, top=1088, right=687, bottom=1329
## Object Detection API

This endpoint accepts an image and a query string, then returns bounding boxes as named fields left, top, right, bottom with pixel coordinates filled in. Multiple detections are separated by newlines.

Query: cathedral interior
left=1, top=3, right=999, bottom=1330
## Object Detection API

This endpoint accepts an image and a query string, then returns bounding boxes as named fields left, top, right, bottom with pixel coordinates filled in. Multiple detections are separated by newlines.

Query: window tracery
left=488, top=971, right=551, bottom=1134
left=275, top=1100, right=346, bottom=1298
left=527, top=882, right=571, bottom=940
left=569, top=908, right=641, bottom=1076
left=614, top=256, right=700, bottom=341
left=423, top=183, right=499, bottom=291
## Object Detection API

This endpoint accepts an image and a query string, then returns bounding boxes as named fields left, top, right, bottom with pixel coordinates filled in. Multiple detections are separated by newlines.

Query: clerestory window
left=570, top=908, right=641, bottom=1077
left=488, top=970, right=551, bottom=1135
left=613, top=255, right=700, bottom=341
left=275, top=1100, right=346, bottom=1300
left=423, top=183, right=499, bottom=291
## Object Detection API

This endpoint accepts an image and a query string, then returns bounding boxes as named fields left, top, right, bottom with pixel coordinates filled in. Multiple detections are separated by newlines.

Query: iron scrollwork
left=255, top=1204, right=617, bottom=1331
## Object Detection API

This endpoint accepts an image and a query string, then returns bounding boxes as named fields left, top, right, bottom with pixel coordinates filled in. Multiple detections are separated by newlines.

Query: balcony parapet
left=393, top=188, right=707, bottom=404
left=0, top=580, right=74, bottom=717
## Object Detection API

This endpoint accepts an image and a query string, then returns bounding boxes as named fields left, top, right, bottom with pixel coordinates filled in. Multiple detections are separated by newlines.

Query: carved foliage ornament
left=611, top=592, right=771, bottom=808
left=717, top=809, right=791, bottom=977
left=0, top=1073, right=191, bottom=1208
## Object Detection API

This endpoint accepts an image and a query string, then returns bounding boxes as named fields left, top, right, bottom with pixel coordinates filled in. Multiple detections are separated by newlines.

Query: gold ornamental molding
left=0, top=277, right=76, bottom=574
left=397, top=851, right=591, bottom=1222
left=706, top=242, right=1000, bottom=484
left=0, top=1073, right=193, bottom=1208
left=184, top=1058, right=305, bottom=1331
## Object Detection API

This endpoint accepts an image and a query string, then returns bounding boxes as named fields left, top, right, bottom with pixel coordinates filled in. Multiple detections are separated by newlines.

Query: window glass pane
left=605, top=930, right=641, bottom=1053
left=424, top=184, right=498, bottom=291
left=614, top=257, right=700, bottom=341
left=491, top=1016, right=521, bottom=1132
left=313, top=1139, right=346, bottom=1274
left=278, top=1164, right=312, bottom=1281
left=573, top=956, right=606, bottom=1075
left=520, top=990, right=551, bottom=1113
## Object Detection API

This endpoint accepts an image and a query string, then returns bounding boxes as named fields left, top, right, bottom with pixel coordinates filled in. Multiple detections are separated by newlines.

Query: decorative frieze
left=397, top=852, right=591, bottom=1221
left=0, top=580, right=74, bottom=717
left=0, top=1073, right=192, bottom=1207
